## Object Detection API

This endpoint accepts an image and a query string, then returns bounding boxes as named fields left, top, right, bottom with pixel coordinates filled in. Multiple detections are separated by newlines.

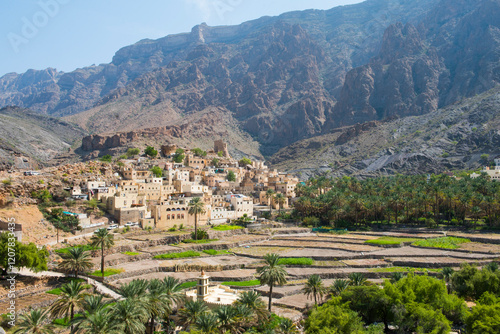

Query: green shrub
left=191, top=229, right=209, bottom=240
left=413, top=237, right=470, bottom=249
left=126, top=148, right=140, bottom=157
left=277, top=258, right=314, bottom=266
left=153, top=251, right=201, bottom=259
left=99, top=155, right=112, bottom=163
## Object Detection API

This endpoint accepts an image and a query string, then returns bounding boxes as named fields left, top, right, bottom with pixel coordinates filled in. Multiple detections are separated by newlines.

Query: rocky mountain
left=0, top=107, right=86, bottom=170
left=0, top=0, right=499, bottom=167
left=269, top=86, right=500, bottom=178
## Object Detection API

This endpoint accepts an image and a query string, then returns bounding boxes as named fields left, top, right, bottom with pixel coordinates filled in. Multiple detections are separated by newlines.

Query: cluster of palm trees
left=265, top=189, right=287, bottom=216
left=14, top=276, right=298, bottom=334
left=295, top=174, right=500, bottom=227
left=302, top=272, right=369, bottom=306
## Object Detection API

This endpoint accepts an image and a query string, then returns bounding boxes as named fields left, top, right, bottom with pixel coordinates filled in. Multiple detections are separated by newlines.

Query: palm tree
left=145, top=279, right=173, bottom=334
left=57, top=246, right=93, bottom=278
left=303, top=274, right=327, bottom=305
left=277, top=317, right=299, bottom=334
left=162, top=276, right=185, bottom=306
left=275, top=193, right=286, bottom=216
left=112, top=298, right=148, bottom=334
left=442, top=267, right=454, bottom=293
left=330, top=279, right=350, bottom=296
left=265, top=189, right=275, bottom=215
left=90, top=228, right=115, bottom=278
left=236, top=290, right=269, bottom=322
left=178, top=299, right=209, bottom=330
left=79, top=294, right=109, bottom=315
left=13, top=309, right=56, bottom=334
left=348, top=272, right=367, bottom=286
left=50, top=280, right=87, bottom=332
left=118, top=278, right=148, bottom=299
left=214, top=305, right=241, bottom=333
left=71, top=308, right=118, bottom=334
left=257, top=253, right=288, bottom=312
left=390, top=272, right=405, bottom=283
left=188, top=197, right=206, bottom=241
left=194, top=312, right=219, bottom=334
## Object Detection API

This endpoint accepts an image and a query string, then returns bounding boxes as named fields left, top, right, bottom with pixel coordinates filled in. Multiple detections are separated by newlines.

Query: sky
left=0, top=0, right=364, bottom=76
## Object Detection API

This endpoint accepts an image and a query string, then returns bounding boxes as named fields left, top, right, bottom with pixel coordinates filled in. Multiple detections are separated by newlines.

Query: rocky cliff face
left=270, top=86, right=500, bottom=178
left=326, top=0, right=500, bottom=129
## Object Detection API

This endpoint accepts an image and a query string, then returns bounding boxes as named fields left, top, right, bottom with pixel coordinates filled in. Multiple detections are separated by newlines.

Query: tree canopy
left=0, top=233, right=48, bottom=273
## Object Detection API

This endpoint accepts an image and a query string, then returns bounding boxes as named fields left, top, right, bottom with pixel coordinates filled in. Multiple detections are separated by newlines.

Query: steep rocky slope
left=0, top=0, right=433, bottom=117
left=0, top=107, right=86, bottom=170
left=269, top=86, right=500, bottom=178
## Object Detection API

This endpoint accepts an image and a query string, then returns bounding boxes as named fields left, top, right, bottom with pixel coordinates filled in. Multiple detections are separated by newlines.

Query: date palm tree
left=277, top=317, right=299, bottom=334
left=188, top=197, right=206, bottom=241
left=111, top=298, right=148, bottom=334
left=257, top=253, right=288, bottom=312
left=265, top=189, right=275, bottom=215
left=275, top=193, right=286, bottom=216
left=90, top=228, right=115, bottom=278
left=194, top=312, right=219, bottom=334
left=330, top=279, right=350, bottom=296
left=303, top=274, right=327, bottom=306
left=71, top=308, right=118, bottom=334
left=348, top=272, right=367, bottom=286
left=162, top=276, right=184, bottom=305
left=235, top=290, right=269, bottom=322
left=57, top=246, right=93, bottom=278
left=118, top=278, right=148, bottom=299
left=50, top=280, right=87, bottom=332
left=214, top=305, right=241, bottom=334
left=145, top=279, right=173, bottom=334
left=178, top=299, right=209, bottom=330
left=13, top=308, right=56, bottom=334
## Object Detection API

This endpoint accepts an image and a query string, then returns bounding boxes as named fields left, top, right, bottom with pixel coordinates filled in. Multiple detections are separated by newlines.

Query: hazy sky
left=0, top=0, right=363, bottom=76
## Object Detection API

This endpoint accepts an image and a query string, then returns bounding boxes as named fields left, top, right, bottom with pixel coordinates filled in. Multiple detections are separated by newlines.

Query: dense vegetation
left=306, top=264, right=500, bottom=334
left=295, top=174, right=500, bottom=229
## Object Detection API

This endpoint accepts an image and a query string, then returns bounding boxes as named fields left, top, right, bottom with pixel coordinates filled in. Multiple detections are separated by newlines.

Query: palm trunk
left=268, top=283, right=273, bottom=312
left=56, top=228, right=59, bottom=244
left=194, top=214, right=198, bottom=241
left=70, top=304, right=74, bottom=332
left=150, top=315, right=155, bottom=334
left=314, top=291, right=317, bottom=305
left=101, top=244, right=105, bottom=277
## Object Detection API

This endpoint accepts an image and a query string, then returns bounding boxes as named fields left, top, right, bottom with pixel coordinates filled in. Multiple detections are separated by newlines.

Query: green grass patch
left=55, top=244, right=98, bottom=254
left=202, top=249, right=232, bottom=256
left=153, top=251, right=201, bottom=259
left=90, top=268, right=124, bottom=277
left=277, top=257, right=314, bottom=266
left=212, top=225, right=243, bottom=231
left=412, top=237, right=471, bottom=249
left=46, top=287, right=62, bottom=295
left=182, top=239, right=218, bottom=244
left=221, top=280, right=261, bottom=287
left=52, top=315, right=81, bottom=326
left=365, top=237, right=420, bottom=246
left=179, top=281, right=197, bottom=289
left=122, top=251, right=141, bottom=256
